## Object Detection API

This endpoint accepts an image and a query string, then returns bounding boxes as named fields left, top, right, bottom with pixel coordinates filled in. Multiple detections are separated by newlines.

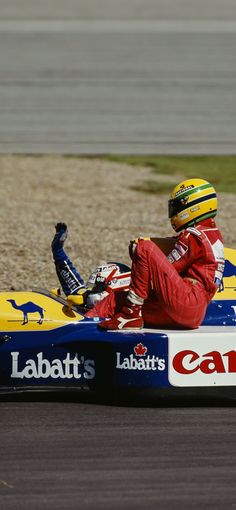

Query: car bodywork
left=0, top=248, right=236, bottom=398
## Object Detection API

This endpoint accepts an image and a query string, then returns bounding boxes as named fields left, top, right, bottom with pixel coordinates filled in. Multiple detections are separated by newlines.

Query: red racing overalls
left=87, top=219, right=224, bottom=329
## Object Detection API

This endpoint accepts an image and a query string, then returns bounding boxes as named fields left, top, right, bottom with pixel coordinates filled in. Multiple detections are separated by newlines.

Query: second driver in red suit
left=88, top=178, right=225, bottom=330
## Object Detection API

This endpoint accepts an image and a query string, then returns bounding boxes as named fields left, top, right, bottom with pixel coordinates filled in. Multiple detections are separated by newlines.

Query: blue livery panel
left=111, top=333, right=169, bottom=387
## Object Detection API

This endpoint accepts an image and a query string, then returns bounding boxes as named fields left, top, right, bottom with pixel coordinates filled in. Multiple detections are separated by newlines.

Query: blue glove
left=51, top=222, right=68, bottom=251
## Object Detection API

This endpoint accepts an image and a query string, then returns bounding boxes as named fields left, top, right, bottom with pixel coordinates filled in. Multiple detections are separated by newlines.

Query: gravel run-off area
left=0, top=155, right=235, bottom=292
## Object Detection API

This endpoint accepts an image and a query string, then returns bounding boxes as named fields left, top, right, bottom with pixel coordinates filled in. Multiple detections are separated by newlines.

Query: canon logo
left=173, top=349, right=236, bottom=374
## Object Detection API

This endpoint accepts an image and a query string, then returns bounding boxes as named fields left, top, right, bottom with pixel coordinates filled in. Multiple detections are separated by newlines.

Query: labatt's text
left=116, top=353, right=165, bottom=371
left=11, top=352, right=95, bottom=380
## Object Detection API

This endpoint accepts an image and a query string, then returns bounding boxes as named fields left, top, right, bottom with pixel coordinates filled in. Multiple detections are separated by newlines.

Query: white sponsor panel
left=168, top=331, right=236, bottom=386
left=11, top=352, right=95, bottom=380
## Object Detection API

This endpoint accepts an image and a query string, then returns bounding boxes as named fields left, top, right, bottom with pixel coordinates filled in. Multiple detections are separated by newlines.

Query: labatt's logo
left=116, top=342, right=165, bottom=371
left=173, top=349, right=236, bottom=374
left=11, top=352, right=95, bottom=380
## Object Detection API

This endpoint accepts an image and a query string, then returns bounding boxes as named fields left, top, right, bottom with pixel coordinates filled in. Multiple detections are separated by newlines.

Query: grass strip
left=104, top=155, right=236, bottom=193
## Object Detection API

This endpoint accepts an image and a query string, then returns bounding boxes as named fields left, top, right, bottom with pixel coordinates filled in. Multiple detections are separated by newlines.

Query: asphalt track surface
left=1, top=0, right=236, bottom=153
left=0, top=391, right=236, bottom=510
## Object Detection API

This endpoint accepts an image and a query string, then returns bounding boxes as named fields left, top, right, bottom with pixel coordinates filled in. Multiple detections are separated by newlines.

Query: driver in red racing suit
left=93, top=178, right=225, bottom=330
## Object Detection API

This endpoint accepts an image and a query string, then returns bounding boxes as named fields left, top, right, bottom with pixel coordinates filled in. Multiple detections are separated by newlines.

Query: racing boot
left=98, top=290, right=144, bottom=330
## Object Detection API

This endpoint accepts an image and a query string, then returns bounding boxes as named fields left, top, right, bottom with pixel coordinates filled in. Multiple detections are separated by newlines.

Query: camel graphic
left=7, top=300, right=46, bottom=325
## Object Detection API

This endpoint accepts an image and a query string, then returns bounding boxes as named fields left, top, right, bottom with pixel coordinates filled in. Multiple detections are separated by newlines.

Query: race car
left=0, top=247, right=236, bottom=400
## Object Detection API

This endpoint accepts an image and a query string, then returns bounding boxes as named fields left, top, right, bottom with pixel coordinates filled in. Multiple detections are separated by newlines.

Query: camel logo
left=7, top=300, right=45, bottom=325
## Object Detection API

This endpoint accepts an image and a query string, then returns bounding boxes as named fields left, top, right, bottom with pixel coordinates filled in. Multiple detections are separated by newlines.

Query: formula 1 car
left=0, top=248, right=236, bottom=400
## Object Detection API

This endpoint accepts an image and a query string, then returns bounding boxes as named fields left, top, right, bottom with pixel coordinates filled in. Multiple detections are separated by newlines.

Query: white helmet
left=86, top=261, right=131, bottom=307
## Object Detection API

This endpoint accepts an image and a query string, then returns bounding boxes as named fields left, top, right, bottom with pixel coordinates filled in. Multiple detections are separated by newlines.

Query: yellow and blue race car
left=0, top=248, right=236, bottom=400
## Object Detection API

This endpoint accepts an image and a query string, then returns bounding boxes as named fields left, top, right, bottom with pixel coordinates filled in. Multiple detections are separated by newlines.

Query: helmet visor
left=168, top=197, right=186, bottom=218
left=86, top=269, right=107, bottom=293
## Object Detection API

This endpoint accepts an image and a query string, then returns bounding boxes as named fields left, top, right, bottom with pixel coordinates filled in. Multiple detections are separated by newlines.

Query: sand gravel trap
left=0, top=155, right=235, bottom=292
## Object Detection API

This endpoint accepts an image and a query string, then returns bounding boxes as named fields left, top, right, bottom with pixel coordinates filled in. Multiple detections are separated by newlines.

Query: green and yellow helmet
left=168, top=178, right=217, bottom=232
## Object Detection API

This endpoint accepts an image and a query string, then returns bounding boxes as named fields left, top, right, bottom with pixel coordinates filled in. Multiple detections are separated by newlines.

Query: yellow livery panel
left=214, top=247, right=236, bottom=301
left=0, top=291, right=84, bottom=331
